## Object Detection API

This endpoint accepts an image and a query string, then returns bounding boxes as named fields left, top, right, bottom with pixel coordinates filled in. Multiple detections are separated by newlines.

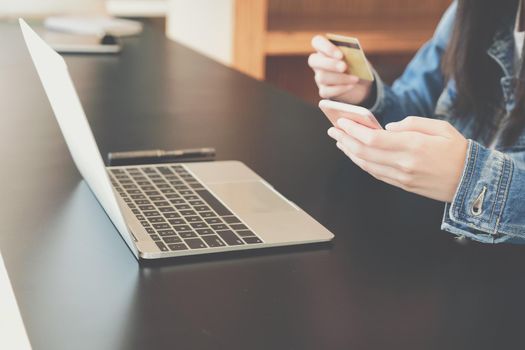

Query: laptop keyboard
left=109, top=165, right=263, bottom=252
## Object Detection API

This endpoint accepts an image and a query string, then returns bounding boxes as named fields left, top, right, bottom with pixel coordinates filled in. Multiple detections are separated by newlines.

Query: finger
left=311, top=35, right=343, bottom=59
left=308, top=53, right=346, bottom=73
left=336, top=143, right=410, bottom=188
left=336, top=118, right=410, bottom=150
left=385, top=116, right=453, bottom=137
left=319, top=84, right=355, bottom=99
left=315, top=70, right=359, bottom=86
left=337, top=132, right=403, bottom=165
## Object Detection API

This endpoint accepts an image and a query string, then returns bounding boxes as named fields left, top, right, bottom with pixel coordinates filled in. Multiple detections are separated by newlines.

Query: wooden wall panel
left=268, top=0, right=451, bottom=19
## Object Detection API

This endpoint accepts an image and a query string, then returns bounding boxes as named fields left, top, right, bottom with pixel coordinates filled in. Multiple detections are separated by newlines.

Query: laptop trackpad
left=206, top=181, right=296, bottom=214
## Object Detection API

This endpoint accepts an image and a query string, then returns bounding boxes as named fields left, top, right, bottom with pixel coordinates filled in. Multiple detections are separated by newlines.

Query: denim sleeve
left=369, top=2, right=457, bottom=125
left=441, top=140, right=525, bottom=243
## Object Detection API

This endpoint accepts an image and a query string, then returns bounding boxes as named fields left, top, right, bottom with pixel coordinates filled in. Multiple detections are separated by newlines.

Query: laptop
left=19, top=19, right=334, bottom=260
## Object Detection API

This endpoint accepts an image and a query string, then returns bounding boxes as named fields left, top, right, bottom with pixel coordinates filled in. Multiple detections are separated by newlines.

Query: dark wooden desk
left=1, top=20, right=525, bottom=350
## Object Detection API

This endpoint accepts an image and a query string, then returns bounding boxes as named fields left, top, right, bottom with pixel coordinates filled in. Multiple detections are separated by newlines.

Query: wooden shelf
left=233, top=0, right=449, bottom=80
left=265, top=17, right=438, bottom=56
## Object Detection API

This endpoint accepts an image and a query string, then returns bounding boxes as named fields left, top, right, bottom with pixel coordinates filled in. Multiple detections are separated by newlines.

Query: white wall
left=166, top=0, right=234, bottom=65
left=0, top=0, right=105, bottom=18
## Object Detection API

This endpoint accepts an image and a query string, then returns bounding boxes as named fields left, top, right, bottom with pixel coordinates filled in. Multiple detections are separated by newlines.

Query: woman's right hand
left=308, top=35, right=373, bottom=105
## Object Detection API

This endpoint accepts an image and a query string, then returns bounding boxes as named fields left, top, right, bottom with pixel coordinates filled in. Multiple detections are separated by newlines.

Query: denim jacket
left=369, top=2, right=525, bottom=243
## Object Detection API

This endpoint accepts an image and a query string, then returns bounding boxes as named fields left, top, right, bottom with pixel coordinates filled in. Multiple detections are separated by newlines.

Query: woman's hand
left=308, top=35, right=373, bottom=105
left=327, top=116, right=468, bottom=202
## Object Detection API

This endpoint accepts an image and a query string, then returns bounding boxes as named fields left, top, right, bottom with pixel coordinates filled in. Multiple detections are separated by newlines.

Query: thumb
left=385, top=116, right=452, bottom=136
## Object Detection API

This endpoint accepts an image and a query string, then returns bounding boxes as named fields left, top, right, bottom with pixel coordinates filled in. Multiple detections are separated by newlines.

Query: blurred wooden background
left=233, top=0, right=452, bottom=104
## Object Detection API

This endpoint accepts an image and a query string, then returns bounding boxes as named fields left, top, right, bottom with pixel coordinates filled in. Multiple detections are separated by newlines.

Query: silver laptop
left=19, top=19, right=333, bottom=260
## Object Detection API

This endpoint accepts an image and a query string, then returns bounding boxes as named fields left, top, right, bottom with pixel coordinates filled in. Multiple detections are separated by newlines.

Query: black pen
left=108, top=147, right=216, bottom=166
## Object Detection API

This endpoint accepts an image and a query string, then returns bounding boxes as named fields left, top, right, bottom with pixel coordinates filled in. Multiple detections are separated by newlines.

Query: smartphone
left=319, top=99, right=382, bottom=130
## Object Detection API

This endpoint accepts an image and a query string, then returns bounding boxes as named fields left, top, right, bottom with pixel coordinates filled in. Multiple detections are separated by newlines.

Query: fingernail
left=385, top=122, right=396, bottom=130
left=337, top=118, right=349, bottom=128
left=334, top=50, right=343, bottom=59
left=336, top=62, right=346, bottom=72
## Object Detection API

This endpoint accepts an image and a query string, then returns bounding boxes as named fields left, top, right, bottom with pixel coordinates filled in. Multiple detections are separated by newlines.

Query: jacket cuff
left=441, top=140, right=514, bottom=243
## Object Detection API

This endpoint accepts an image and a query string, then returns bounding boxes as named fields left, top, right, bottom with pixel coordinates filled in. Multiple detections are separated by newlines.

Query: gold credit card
left=326, top=33, right=374, bottom=81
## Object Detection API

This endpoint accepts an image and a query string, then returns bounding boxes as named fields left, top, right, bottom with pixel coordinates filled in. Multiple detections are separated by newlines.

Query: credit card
left=326, top=33, right=374, bottom=81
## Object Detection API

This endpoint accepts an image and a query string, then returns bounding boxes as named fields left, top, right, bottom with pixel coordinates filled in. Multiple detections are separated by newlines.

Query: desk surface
left=1, top=20, right=525, bottom=350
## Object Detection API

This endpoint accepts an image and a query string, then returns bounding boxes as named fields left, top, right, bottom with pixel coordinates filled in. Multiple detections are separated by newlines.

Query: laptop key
left=168, top=219, right=185, bottom=225
left=173, top=225, right=192, bottom=232
left=194, top=205, right=210, bottom=212
left=140, top=221, right=151, bottom=227
left=179, top=190, right=193, bottom=196
left=188, top=200, right=204, bottom=206
left=132, top=209, right=140, bottom=215
left=200, top=211, right=216, bottom=218
left=230, top=224, right=248, bottom=231
left=143, top=211, right=160, bottom=217
left=180, top=231, right=197, bottom=239
left=201, top=235, right=226, bottom=247
left=196, top=228, right=214, bottom=236
left=169, top=199, right=186, bottom=205
left=139, top=205, right=155, bottom=211
left=223, top=216, right=242, bottom=224
left=135, top=199, right=151, bottom=205
left=185, top=238, right=207, bottom=249
left=145, top=227, right=155, bottom=234
left=175, top=204, right=190, bottom=210
left=158, top=229, right=176, bottom=237
left=153, top=223, right=170, bottom=230
left=210, top=224, right=228, bottom=231
left=163, top=212, right=180, bottom=219
left=150, top=196, right=164, bottom=201
left=185, top=216, right=202, bottom=223
left=168, top=243, right=188, bottom=251
left=216, top=230, right=244, bottom=246
left=180, top=210, right=196, bottom=216
left=131, top=194, right=146, bottom=200
left=190, top=222, right=207, bottom=229
left=159, top=207, right=176, bottom=213
left=243, top=236, right=263, bottom=244
left=205, top=218, right=222, bottom=225
left=155, top=241, right=169, bottom=252
left=143, top=167, right=157, bottom=173
left=195, top=189, right=233, bottom=216
left=148, top=217, right=165, bottom=223
left=183, top=195, right=199, bottom=201
left=163, top=236, right=182, bottom=243
left=150, top=234, right=161, bottom=241
left=165, top=193, right=181, bottom=199
left=236, top=230, right=256, bottom=237
left=154, top=201, right=170, bottom=207
left=157, top=166, right=174, bottom=175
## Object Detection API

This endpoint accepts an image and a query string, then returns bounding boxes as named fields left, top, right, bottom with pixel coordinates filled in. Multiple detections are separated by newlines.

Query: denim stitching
left=456, top=141, right=478, bottom=219
left=493, top=155, right=514, bottom=234
left=489, top=153, right=505, bottom=223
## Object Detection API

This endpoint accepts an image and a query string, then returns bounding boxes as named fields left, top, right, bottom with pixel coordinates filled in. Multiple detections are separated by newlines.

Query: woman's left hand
left=327, top=116, right=468, bottom=202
